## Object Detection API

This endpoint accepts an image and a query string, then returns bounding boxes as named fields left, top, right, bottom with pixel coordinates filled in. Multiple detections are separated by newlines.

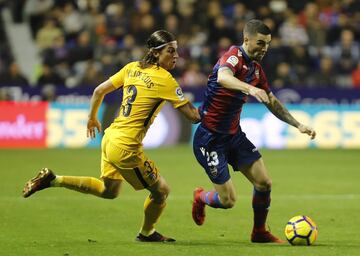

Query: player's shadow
left=173, top=239, right=278, bottom=247
left=174, top=241, right=360, bottom=250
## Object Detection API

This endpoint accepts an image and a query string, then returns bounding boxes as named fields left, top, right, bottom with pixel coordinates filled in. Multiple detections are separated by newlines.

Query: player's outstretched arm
left=265, top=93, right=316, bottom=139
left=217, top=67, right=269, bottom=103
left=87, top=79, right=117, bottom=139
left=177, top=102, right=201, bottom=123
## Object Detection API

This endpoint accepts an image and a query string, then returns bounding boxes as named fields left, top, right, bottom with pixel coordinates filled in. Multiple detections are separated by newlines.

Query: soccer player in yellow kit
left=22, top=30, right=200, bottom=242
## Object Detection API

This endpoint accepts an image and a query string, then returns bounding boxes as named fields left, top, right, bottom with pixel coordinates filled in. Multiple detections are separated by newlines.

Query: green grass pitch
left=1, top=146, right=359, bottom=256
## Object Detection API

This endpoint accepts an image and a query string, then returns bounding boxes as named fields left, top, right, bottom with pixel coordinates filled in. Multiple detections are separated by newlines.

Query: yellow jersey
left=105, top=61, right=189, bottom=151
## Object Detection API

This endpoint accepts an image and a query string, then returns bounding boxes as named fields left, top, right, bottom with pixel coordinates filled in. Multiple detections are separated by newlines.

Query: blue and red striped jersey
left=199, top=45, right=271, bottom=134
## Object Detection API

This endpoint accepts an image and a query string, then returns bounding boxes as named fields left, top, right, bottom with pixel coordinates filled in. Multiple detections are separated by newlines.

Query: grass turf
left=1, top=146, right=359, bottom=256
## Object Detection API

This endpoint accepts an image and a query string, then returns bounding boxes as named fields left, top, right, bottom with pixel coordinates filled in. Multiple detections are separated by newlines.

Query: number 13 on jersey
left=200, top=147, right=219, bottom=167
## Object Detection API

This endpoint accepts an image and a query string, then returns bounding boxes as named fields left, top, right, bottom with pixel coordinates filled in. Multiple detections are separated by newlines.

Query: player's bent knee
left=255, top=179, right=272, bottom=191
left=162, top=183, right=171, bottom=196
left=147, top=177, right=171, bottom=204
left=150, top=186, right=170, bottom=204
left=151, top=193, right=167, bottom=204
left=158, top=187, right=170, bottom=203
left=263, top=179, right=272, bottom=190
left=102, top=178, right=121, bottom=199
left=101, top=188, right=119, bottom=199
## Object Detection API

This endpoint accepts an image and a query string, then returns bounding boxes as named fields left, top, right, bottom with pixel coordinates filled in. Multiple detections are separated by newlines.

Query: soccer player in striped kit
left=192, top=19, right=316, bottom=243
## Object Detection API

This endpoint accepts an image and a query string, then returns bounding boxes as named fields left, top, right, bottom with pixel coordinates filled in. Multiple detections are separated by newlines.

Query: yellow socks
left=140, top=195, right=166, bottom=236
left=51, top=176, right=105, bottom=197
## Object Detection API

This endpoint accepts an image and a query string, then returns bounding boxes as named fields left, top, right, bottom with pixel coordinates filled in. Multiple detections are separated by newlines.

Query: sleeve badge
left=175, top=87, right=185, bottom=100
left=226, top=55, right=239, bottom=67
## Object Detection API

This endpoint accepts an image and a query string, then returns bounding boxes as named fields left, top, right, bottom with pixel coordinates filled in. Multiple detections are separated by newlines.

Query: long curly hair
left=139, top=30, right=176, bottom=69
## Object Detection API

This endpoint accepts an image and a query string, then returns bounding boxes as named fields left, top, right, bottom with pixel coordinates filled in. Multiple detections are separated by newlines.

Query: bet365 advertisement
left=225, top=104, right=360, bottom=149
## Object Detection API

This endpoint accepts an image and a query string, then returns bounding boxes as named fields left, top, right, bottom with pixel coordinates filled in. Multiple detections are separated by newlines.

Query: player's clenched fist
left=249, top=87, right=269, bottom=104
left=298, top=124, right=316, bottom=140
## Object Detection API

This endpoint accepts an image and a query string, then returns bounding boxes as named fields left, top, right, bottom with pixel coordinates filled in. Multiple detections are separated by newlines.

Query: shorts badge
left=210, top=166, right=218, bottom=177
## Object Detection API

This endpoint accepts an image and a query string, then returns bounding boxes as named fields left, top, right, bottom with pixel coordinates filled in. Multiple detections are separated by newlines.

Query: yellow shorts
left=100, top=134, right=159, bottom=190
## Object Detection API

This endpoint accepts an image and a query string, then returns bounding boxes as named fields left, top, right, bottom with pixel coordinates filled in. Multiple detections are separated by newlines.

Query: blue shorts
left=193, top=124, right=261, bottom=184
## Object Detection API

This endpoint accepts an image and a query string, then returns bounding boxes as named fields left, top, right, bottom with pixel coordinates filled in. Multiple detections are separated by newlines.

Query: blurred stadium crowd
left=0, top=0, right=359, bottom=98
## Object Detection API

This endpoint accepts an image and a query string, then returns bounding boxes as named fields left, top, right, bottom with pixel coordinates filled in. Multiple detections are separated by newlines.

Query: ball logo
left=175, top=87, right=185, bottom=100
left=226, top=55, right=239, bottom=67
left=285, top=226, right=294, bottom=234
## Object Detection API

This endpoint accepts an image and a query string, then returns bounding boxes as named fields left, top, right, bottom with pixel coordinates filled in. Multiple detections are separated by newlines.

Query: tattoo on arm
left=265, top=94, right=300, bottom=128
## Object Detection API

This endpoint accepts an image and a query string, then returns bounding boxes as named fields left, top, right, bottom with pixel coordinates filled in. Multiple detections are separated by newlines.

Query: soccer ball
left=285, top=215, right=318, bottom=245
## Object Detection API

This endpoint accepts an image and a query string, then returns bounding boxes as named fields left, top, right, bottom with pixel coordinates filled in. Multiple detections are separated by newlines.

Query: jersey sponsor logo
left=226, top=55, right=239, bottom=67
left=237, top=49, right=242, bottom=57
left=175, top=87, right=185, bottom=100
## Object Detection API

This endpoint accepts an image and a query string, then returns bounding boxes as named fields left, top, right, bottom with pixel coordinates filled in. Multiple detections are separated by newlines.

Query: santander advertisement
left=0, top=102, right=47, bottom=148
left=0, top=102, right=103, bottom=148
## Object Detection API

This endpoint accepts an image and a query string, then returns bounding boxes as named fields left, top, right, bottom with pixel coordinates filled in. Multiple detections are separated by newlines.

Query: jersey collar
left=239, top=46, right=252, bottom=64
